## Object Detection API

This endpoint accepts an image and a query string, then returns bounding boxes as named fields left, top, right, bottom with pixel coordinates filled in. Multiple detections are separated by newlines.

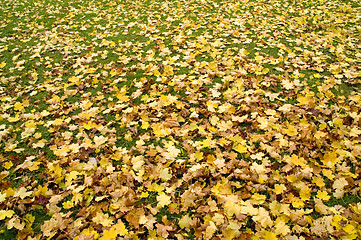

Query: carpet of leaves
left=1, top=0, right=361, bottom=239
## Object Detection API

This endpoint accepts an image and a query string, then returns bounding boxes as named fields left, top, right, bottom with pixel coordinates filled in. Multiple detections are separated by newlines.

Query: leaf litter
left=0, top=0, right=361, bottom=239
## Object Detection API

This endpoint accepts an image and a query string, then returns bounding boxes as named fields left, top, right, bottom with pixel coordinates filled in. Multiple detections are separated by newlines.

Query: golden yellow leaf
left=13, top=102, right=24, bottom=111
left=273, top=184, right=286, bottom=195
left=0, top=210, right=14, bottom=220
left=234, top=142, right=248, bottom=153
left=316, top=191, right=330, bottom=201
left=114, top=221, right=128, bottom=236
left=4, top=161, right=13, bottom=170
left=100, top=227, right=117, bottom=240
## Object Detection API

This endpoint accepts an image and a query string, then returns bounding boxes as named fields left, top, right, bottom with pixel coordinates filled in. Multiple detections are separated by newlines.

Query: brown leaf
left=125, top=208, right=145, bottom=228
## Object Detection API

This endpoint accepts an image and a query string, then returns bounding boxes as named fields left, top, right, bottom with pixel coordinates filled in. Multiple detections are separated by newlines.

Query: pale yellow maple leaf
left=252, top=207, right=273, bottom=228
left=7, top=216, right=25, bottom=230
left=178, top=215, right=192, bottom=229
left=224, top=201, right=241, bottom=217
left=94, top=135, right=107, bottom=146
left=274, top=220, right=290, bottom=236
left=314, top=198, right=330, bottom=215
left=157, top=193, right=171, bottom=208
left=92, top=212, right=114, bottom=227
left=159, top=168, right=172, bottom=181
left=14, top=187, right=32, bottom=199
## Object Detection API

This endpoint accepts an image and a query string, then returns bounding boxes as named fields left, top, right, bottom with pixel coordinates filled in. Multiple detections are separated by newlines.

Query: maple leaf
left=321, top=152, right=340, bottom=168
left=125, top=208, right=145, bottom=228
left=274, top=220, right=290, bottom=236
left=224, top=201, right=241, bottom=217
left=7, top=216, right=25, bottom=230
left=314, top=198, right=330, bottom=215
left=99, top=227, right=117, bottom=240
left=94, top=135, right=107, bottom=146
left=14, top=187, right=32, bottom=199
left=157, top=193, right=171, bottom=208
left=92, top=212, right=114, bottom=227
left=233, top=143, right=248, bottom=153
left=178, top=215, right=192, bottom=229
left=159, top=168, right=172, bottom=181
left=0, top=210, right=15, bottom=220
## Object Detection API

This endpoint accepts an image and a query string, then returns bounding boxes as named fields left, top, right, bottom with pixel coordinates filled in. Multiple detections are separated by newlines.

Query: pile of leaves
left=0, top=0, right=361, bottom=239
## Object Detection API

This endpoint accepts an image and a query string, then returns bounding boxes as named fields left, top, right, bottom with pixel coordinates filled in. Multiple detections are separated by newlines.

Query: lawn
left=0, top=0, right=361, bottom=239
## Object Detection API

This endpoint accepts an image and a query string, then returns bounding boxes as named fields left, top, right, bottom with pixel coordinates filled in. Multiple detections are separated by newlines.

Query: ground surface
left=0, top=0, right=361, bottom=239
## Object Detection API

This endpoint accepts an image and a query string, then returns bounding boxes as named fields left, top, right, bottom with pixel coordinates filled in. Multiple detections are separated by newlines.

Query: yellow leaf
left=194, top=151, right=203, bottom=161
left=274, top=220, right=290, bottom=236
left=35, top=185, right=48, bottom=197
left=297, top=95, right=309, bottom=105
left=4, top=161, right=13, bottom=170
left=178, top=215, right=192, bottom=229
left=54, top=145, right=70, bottom=157
left=83, top=121, right=97, bottom=130
left=292, top=199, right=304, bottom=208
left=69, top=76, right=80, bottom=84
left=224, top=201, right=241, bottom=216
left=322, top=169, right=335, bottom=180
left=0, top=210, right=14, bottom=220
left=62, top=201, right=74, bottom=209
left=53, top=118, right=63, bottom=126
left=285, top=124, right=297, bottom=136
left=312, top=176, right=325, bottom=188
left=333, top=118, right=343, bottom=128
left=285, top=154, right=306, bottom=167
left=141, top=121, right=149, bottom=129
left=157, top=193, right=171, bottom=208
left=13, top=102, right=24, bottom=111
left=114, top=222, right=128, bottom=236
left=100, top=227, right=117, bottom=240
left=233, top=144, right=247, bottom=153
left=273, top=184, right=286, bottom=195
left=316, top=191, right=330, bottom=201
left=321, top=152, right=339, bottom=168
left=314, top=198, right=330, bottom=215
left=140, top=192, right=149, bottom=198
left=251, top=193, right=266, bottom=204
left=14, top=187, right=32, bottom=199
left=0, top=62, right=6, bottom=68
left=24, top=214, right=35, bottom=228
left=92, top=212, right=113, bottom=227
left=262, top=230, right=278, bottom=240
left=8, top=115, right=20, bottom=122
left=202, top=139, right=211, bottom=148
left=159, top=168, right=172, bottom=181
left=343, top=224, right=357, bottom=235
left=94, top=135, right=107, bottom=146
